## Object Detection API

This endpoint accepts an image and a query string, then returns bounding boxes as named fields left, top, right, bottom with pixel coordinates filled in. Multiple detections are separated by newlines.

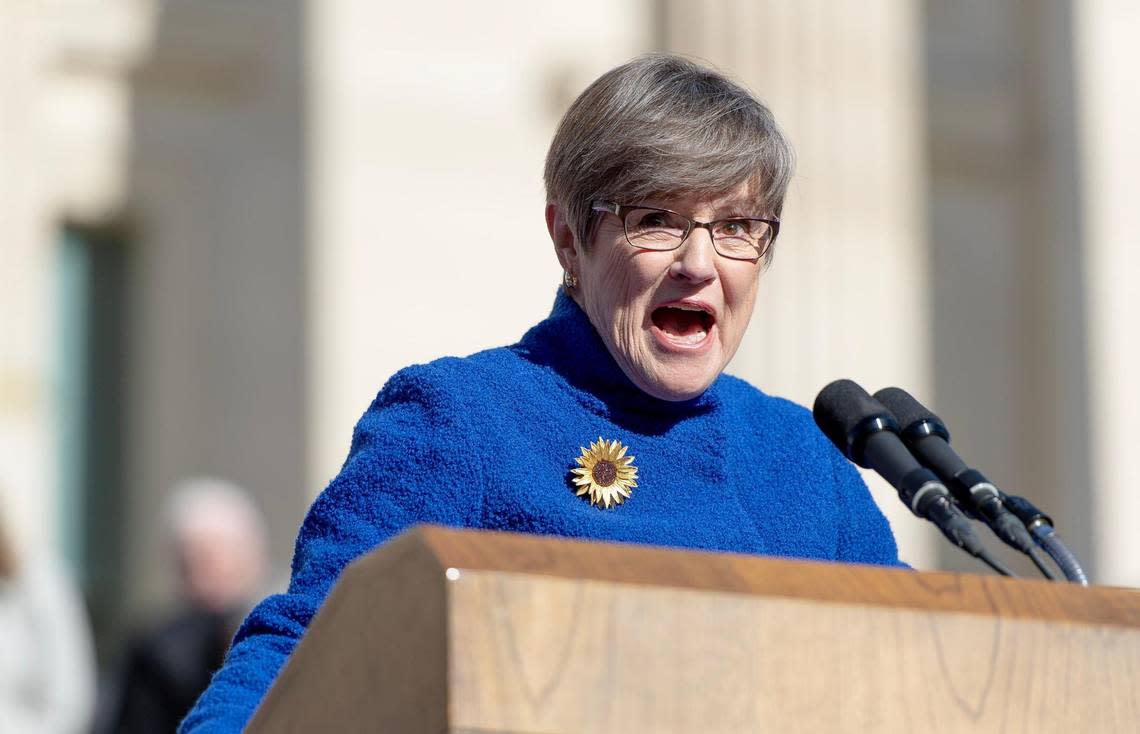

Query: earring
left=562, top=270, right=579, bottom=289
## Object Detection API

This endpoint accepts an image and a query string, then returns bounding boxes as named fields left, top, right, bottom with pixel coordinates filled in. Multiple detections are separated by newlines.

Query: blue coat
left=180, top=291, right=901, bottom=732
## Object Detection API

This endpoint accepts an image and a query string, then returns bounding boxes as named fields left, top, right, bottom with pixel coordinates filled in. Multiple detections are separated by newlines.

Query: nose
left=668, top=226, right=718, bottom=284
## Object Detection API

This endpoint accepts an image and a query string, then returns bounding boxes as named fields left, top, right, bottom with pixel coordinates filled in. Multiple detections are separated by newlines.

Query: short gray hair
left=544, top=54, right=794, bottom=260
left=164, top=476, right=266, bottom=549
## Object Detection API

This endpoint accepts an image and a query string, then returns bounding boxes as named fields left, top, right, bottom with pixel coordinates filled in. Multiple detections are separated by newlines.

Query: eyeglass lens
left=624, top=208, right=772, bottom=259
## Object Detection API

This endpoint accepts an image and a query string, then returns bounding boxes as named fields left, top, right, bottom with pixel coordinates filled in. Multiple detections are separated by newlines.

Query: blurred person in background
left=0, top=491, right=96, bottom=733
left=107, top=478, right=268, bottom=734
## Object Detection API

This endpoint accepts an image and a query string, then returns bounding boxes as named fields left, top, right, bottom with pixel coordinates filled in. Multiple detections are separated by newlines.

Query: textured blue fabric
left=179, top=290, right=902, bottom=732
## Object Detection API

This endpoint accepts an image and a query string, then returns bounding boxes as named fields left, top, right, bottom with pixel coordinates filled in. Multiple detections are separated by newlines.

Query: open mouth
left=651, top=304, right=715, bottom=347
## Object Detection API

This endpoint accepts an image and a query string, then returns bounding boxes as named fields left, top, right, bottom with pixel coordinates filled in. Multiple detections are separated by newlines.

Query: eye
left=624, top=209, right=688, bottom=249
left=715, top=220, right=748, bottom=237
left=638, top=212, right=671, bottom=228
left=626, top=209, right=686, bottom=234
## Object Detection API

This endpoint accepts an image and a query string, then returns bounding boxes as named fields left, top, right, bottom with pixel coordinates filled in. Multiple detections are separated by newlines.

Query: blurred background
left=1, top=0, right=1137, bottom=729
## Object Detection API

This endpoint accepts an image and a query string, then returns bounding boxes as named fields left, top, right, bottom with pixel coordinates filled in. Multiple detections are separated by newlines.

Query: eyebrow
left=647, top=203, right=765, bottom=220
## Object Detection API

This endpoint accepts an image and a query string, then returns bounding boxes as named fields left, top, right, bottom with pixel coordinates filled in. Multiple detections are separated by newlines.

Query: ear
left=546, top=202, right=580, bottom=275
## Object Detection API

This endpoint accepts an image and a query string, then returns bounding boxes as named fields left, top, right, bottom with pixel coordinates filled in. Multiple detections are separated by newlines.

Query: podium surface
left=248, top=525, right=1139, bottom=733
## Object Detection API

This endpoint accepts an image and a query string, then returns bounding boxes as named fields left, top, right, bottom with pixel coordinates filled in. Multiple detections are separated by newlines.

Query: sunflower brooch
left=571, top=437, right=639, bottom=508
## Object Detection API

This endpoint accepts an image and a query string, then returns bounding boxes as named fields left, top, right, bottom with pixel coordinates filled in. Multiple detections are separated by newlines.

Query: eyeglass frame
left=590, top=199, right=780, bottom=262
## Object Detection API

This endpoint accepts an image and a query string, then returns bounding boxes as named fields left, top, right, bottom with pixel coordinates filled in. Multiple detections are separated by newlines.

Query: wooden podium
left=246, top=525, right=1139, bottom=733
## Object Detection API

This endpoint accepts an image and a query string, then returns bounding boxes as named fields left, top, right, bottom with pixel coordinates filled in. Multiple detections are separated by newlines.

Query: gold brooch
left=571, top=437, right=638, bottom=508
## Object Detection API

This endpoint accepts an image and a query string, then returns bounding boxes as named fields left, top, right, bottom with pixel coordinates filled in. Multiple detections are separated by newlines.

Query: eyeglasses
left=591, top=200, right=779, bottom=262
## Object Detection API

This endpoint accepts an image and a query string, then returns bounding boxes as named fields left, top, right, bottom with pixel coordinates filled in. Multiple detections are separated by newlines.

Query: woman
left=181, top=54, right=901, bottom=733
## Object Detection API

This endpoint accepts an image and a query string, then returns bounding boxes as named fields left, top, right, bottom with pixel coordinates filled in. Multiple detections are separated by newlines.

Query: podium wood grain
left=247, top=525, right=1140, bottom=733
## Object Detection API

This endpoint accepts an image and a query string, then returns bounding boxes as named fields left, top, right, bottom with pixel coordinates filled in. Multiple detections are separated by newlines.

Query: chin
left=638, top=319, right=730, bottom=400
left=638, top=367, right=719, bottom=402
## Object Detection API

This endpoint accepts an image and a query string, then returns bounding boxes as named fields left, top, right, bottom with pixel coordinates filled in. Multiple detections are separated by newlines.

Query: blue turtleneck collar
left=513, top=289, right=721, bottom=422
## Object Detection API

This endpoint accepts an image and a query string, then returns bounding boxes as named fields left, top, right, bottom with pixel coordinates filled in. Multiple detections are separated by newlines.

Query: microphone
left=873, top=386, right=1082, bottom=584
left=813, top=379, right=1014, bottom=575
left=872, top=389, right=1038, bottom=550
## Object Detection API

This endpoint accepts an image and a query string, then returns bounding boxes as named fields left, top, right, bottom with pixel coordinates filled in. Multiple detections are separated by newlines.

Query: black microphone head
left=813, top=379, right=899, bottom=467
left=873, top=387, right=950, bottom=443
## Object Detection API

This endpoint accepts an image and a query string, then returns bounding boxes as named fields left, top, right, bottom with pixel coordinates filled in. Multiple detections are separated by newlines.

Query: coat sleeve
left=829, top=448, right=907, bottom=567
left=178, top=365, right=485, bottom=733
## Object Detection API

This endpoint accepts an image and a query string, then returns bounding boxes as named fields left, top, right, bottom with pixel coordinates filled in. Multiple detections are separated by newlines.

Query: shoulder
left=718, top=375, right=901, bottom=565
left=349, top=354, right=492, bottom=460
left=342, top=345, right=533, bottom=485
left=299, top=354, right=512, bottom=584
left=369, top=346, right=525, bottom=412
left=355, top=345, right=546, bottom=446
left=353, top=348, right=518, bottom=438
left=715, top=373, right=853, bottom=480
left=715, top=374, right=824, bottom=441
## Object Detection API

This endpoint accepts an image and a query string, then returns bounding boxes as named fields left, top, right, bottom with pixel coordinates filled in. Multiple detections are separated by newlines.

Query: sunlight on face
left=571, top=182, right=766, bottom=401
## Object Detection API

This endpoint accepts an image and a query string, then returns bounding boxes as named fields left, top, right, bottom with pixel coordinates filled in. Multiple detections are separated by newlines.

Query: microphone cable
left=919, top=491, right=1018, bottom=577
left=1001, top=493, right=1089, bottom=585
left=969, top=539, right=1018, bottom=578
left=1026, top=545, right=1063, bottom=581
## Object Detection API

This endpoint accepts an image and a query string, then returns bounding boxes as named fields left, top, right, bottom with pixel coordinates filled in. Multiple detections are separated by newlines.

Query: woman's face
left=551, top=183, right=766, bottom=402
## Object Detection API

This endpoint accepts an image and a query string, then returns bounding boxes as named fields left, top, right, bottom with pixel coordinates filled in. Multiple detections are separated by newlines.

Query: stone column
left=124, top=0, right=308, bottom=610
left=1074, top=0, right=1140, bottom=587
left=924, top=1, right=1097, bottom=579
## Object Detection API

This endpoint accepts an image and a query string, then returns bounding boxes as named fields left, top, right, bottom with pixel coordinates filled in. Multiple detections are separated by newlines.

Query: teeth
left=671, top=328, right=707, bottom=344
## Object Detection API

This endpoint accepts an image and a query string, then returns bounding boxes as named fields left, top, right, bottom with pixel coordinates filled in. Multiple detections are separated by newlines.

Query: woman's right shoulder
left=305, top=350, right=518, bottom=561
left=367, top=346, right=517, bottom=414
left=349, top=347, right=523, bottom=459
